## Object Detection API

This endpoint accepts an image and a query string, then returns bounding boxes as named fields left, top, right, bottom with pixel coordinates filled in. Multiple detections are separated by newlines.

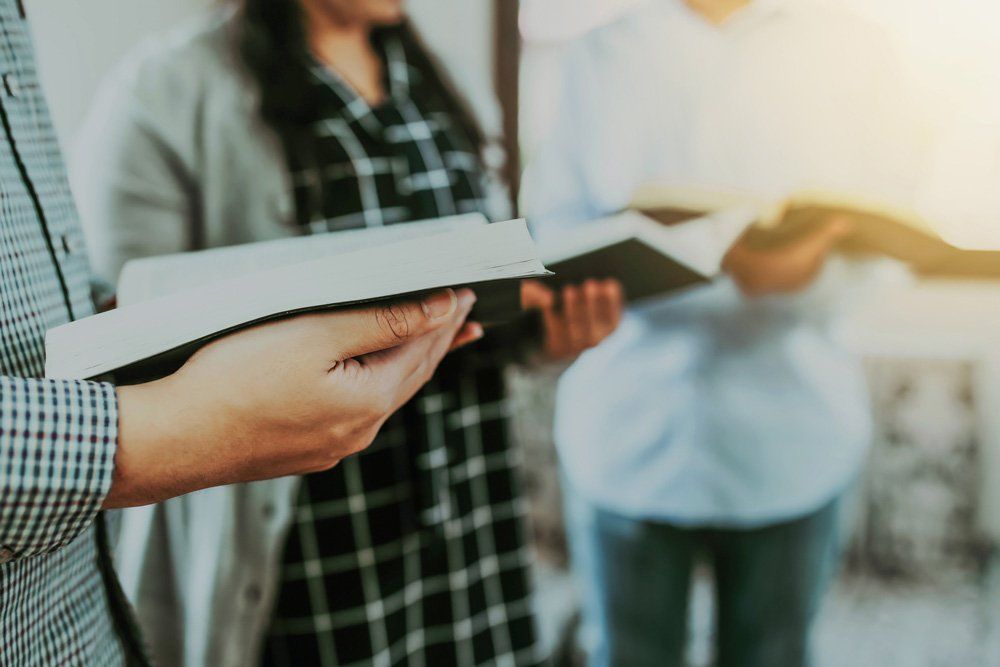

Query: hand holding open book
left=46, top=217, right=549, bottom=382
left=54, top=216, right=621, bottom=508
left=521, top=279, right=624, bottom=360
left=722, top=217, right=854, bottom=296
left=106, top=287, right=477, bottom=509
left=632, top=183, right=1000, bottom=279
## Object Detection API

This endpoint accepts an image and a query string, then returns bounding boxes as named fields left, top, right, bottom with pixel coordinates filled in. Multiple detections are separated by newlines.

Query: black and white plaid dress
left=259, top=29, right=539, bottom=667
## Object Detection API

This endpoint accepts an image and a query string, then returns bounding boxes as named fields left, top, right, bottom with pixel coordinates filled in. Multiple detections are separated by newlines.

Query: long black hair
left=231, top=0, right=486, bottom=224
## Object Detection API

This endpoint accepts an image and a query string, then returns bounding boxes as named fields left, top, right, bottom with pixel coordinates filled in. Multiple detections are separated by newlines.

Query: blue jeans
left=565, top=491, right=842, bottom=667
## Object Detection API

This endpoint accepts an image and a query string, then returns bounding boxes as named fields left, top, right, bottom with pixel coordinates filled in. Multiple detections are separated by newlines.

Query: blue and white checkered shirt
left=0, top=2, right=138, bottom=664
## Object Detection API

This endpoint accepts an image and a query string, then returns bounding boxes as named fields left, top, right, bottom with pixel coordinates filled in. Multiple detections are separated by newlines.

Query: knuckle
left=347, top=429, right=379, bottom=457
left=314, top=451, right=344, bottom=472
left=375, top=303, right=411, bottom=341
left=375, top=391, right=397, bottom=416
left=327, top=421, right=379, bottom=461
left=364, top=383, right=398, bottom=418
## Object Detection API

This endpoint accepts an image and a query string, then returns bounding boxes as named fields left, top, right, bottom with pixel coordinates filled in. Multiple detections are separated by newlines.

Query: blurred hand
left=723, top=217, right=852, bottom=296
left=107, top=288, right=478, bottom=508
left=521, top=279, right=625, bottom=361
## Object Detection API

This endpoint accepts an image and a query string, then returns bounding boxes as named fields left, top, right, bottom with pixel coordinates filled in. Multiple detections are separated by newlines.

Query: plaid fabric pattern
left=260, top=29, right=539, bottom=667
left=0, top=1, right=128, bottom=664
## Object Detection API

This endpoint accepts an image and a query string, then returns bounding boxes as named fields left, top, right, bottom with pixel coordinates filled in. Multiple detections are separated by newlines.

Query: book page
left=636, top=209, right=757, bottom=276
left=630, top=182, right=768, bottom=216
left=118, top=213, right=487, bottom=306
left=47, top=219, right=545, bottom=380
left=539, top=209, right=755, bottom=278
left=781, top=189, right=937, bottom=236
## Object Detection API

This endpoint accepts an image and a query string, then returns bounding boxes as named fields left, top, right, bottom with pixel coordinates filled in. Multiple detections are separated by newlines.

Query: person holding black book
left=74, top=1, right=624, bottom=665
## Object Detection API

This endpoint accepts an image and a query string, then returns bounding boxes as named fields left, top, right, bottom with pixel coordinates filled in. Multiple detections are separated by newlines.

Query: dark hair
left=232, top=0, right=486, bottom=223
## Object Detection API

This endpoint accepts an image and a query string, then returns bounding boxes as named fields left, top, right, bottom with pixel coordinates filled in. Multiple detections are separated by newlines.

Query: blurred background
left=29, top=0, right=1000, bottom=664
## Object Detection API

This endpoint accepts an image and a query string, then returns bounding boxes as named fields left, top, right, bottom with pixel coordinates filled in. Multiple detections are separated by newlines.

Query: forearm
left=106, top=291, right=475, bottom=509
left=107, top=376, right=240, bottom=509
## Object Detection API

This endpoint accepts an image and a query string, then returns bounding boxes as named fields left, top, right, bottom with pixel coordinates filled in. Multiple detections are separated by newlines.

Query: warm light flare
left=843, top=0, right=1000, bottom=249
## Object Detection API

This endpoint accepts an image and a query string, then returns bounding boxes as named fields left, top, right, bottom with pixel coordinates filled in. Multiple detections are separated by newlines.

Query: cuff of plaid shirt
left=0, top=377, right=118, bottom=563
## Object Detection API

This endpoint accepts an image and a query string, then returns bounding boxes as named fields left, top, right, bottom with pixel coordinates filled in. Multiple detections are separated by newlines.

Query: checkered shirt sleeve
left=0, top=377, right=118, bottom=561
left=0, top=1, right=138, bottom=662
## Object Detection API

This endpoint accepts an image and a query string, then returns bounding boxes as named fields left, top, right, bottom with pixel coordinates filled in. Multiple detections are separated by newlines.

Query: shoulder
left=572, top=2, right=650, bottom=47
left=76, top=7, right=271, bottom=186
left=777, top=1, right=891, bottom=46
left=771, top=1, right=900, bottom=76
left=556, top=0, right=672, bottom=76
left=104, top=8, right=251, bottom=115
left=544, top=0, right=662, bottom=104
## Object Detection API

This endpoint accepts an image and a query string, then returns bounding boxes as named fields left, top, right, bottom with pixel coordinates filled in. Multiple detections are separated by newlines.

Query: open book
left=115, top=214, right=489, bottom=305
left=632, top=183, right=1000, bottom=278
left=537, top=210, right=751, bottom=303
left=45, top=217, right=549, bottom=383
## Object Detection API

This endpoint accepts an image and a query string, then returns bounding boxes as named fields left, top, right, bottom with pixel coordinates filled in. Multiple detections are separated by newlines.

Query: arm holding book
left=105, top=288, right=475, bottom=508
left=516, top=46, right=625, bottom=356
left=2, top=288, right=472, bottom=556
left=723, top=217, right=853, bottom=297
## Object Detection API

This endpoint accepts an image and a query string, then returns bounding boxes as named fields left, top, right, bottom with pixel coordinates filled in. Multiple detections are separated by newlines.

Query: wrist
left=105, top=376, right=219, bottom=508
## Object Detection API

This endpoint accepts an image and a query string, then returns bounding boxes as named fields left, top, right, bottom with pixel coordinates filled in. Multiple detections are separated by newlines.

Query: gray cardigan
left=75, top=11, right=301, bottom=284
left=73, top=10, right=508, bottom=283
left=73, top=14, right=305, bottom=667
left=72, top=11, right=509, bottom=667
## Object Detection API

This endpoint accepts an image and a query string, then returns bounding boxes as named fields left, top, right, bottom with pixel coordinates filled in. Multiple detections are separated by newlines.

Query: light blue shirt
left=524, top=0, right=923, bottom=526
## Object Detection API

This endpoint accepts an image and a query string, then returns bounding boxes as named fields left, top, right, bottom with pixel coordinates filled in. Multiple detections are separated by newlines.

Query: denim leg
left=563, top=487, right=697, bottom=667
left=711, top=497, right=842, bottom=667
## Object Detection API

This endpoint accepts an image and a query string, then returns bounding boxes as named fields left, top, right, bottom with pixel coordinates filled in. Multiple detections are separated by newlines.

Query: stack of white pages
left=46, top=216, right=549, bottom=382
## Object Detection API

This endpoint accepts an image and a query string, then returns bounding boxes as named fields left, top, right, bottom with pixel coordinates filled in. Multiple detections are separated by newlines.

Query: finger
left=582, top=280, right=603, bottom=346
left=606, top=280, right=625, bottom=328
left=778, top=221, right=851, bottom=292
left=329, top=288, right=466, bottom=359
left=796, top=217, right=853, bottom=261
left=562, top=285, right=588, bottom=350
left=592, top=281, right=614, bottom=326
left=449, top=322, right=485, bottom=351
left=759, top=218, right=852, bottom=292
left=826, top=215, right=854, bottom=238
left=524, top=280, right=569, bottom=357
left=520, top=280, right=556, bottom=310
left=392, top=303, right=473, bottom=397
left=364, top=289, right=476, bottom=396
left=539, top=298, right=568, bottom=358
left=595, top=279, right=623, bottom=338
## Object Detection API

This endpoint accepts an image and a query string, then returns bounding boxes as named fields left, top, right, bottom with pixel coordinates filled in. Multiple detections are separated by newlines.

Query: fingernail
left=422, top=289, right=458, bottom=320
left=470, top=323, right=485, bottom=340
left=456, top=288, right=478, bottom=309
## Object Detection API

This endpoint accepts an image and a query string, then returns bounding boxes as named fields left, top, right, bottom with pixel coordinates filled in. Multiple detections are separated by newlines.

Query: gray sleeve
left=71, top=59, right=199, bottom=284
left=116, top=504, right=185, bottom=666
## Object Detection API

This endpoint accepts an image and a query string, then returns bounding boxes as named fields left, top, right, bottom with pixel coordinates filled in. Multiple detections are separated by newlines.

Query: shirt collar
left=307, top=30, right=411, bottom=124
left=733, top=0, right=788, bottom=21
left=377, top=30, right=414, bottom=101
left=669, top=0, right=790, bottom=30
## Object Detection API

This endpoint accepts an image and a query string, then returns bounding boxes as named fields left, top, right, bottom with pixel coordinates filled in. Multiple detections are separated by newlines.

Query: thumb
left=329, top=288, right=463, bottom=359
left=797, top=216, right=853, bottom=261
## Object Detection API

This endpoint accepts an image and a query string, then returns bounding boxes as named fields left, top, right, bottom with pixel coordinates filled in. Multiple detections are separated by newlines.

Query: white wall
left=26, top=0, right=208, bottom=150
left=408, top=0, right=500, bottom=138
left=26, top=0, right=499, bottom=151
